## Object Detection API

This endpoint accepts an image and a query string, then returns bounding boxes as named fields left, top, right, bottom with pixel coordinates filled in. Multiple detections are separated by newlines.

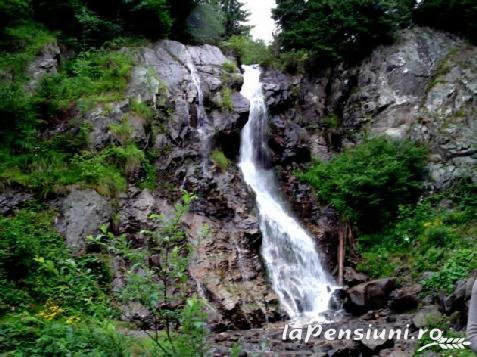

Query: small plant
left=90, top=193, right=209, bottom=356
left=130, top=99, right=155, bottom=122
left=109, top=116, right=133, bottom=145
left=219, top=87, right=234, bottom=112
left=423, top=249, right=477, bottom=293
left=211, top=150, right=230, bottom=171
left=222, top=61, right=236, bottom=73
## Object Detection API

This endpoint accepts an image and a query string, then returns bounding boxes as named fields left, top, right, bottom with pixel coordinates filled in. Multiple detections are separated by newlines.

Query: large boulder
left=56, top=189, right=113, bottom=254
left=345, top=278, right=396, bottom=314
left=389, top=284, right=422, bottom=313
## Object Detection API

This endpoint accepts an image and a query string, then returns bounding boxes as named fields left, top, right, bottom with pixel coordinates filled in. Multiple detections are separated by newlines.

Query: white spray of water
left=239, top=65, right=336, bottom=323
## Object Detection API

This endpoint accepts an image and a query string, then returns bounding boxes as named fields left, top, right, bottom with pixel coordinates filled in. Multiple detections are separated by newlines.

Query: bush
left=423, top=249, right=477, bottom=293
left=299, top=137, right=427, bottom=232
left=272, top=0, right=414, bottom=64
left=0, top=313, right=134, bottom=356
left=0, top=209, right=112, bottom=316
left=356, top=182, right=477, bottom=287
left=35, top=49, right=134, bottom=114
left=222, top=35, right=273, bottom=66
left=414, top=0, right=477, bottom=44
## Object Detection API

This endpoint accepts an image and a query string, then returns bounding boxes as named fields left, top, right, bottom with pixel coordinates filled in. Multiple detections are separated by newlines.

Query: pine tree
left=221, top=0, right=251, bottom=38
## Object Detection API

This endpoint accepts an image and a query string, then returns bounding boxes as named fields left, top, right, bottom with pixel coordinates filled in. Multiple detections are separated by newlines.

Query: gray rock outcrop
left=56, top=189, right=113, bottom=254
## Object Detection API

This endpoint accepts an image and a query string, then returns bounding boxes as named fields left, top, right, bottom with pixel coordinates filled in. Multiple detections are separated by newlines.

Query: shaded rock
left=389, top=284, right=422, bottom=313
left=56, top=189, right=113, bottom=254
left=443, top=276, right=476, bottom=313
left=118, top=188, right=158, bottom=233
left=345, top=278, right=396, bottom=314
left=25, top=42, right=60, bottom=93
left=0, top=190, right=33, bottom=215
left=84, top=101, right=149, bottom=150
left=413, top=305, right=442, bottom=328
left=343, top=267, right=369, bottom=287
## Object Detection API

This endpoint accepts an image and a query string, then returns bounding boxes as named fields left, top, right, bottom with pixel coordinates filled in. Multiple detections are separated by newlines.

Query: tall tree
left=221, top=0, right=251, bottom=37
left=273, top=0, right=414, bottom=64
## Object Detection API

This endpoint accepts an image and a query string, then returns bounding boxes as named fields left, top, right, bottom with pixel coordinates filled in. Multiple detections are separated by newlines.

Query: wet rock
left=345, top=278, right=396, bottom=314
left=185, top=212, right=280, bottom=330
left=56, top=189, right=113, bottom=254
left=389, top=284, right=422, bottom=313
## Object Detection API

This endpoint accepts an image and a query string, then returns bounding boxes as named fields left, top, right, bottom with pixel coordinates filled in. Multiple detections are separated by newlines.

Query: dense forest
left=0, top=0, right=476, bottom=356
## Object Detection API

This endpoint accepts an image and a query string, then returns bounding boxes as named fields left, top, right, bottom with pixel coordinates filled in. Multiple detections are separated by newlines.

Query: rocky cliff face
left=16, top=26, right=475, bottom=342
left=263, top=27, right=476, bottom=191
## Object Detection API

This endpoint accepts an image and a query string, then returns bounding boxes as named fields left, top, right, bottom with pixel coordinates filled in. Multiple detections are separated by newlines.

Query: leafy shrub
left=0, top=209, right=112, bottom=317
left=211, top=150, right=231, bottom=171
left=272, top=0, right=414, bottom=64
left=356, top=182, right=477, bottom=286
left=423, top=249, right=477, bottom=293
left=299, top=137, right=427, bottom=232
left=219, top=87, right=234, bottom=111
left=90, top=193, right=209, bottom=356
left=0, top=313, right=134, bottom=356
left=222, top=61, right=237, bottom=73
left=222, top=35, right=273, bottom=66
left=414, top=0, right=477, bottom=44
left=35, top=49, right=134, bottom=114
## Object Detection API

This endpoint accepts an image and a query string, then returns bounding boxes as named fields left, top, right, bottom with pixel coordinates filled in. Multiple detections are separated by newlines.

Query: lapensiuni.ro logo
left=282, top=324, right=471, bottom=352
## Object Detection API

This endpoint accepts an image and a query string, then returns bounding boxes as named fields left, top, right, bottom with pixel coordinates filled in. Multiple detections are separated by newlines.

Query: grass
left=219, top=87, right=234, bottom=112
left=210, top=150, right=230, bottom=172
left=0, top=22, right=56, bottom=79
left=35, top=49, right=134, bottom=114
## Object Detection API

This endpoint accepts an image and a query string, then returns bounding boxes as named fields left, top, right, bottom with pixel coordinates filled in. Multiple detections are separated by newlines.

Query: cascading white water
left=239, top=65, right=336, bottom=323
left=186, top=59, right=207, bottom=134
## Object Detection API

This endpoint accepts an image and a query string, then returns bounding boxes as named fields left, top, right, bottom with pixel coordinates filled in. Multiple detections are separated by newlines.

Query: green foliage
left=222, top=35, right=273, bottom=66
left=222, top=61, right=237, bottom=73
left=357, top=181, right=477, bottom=292
left=273, top=0, right=414, bottom=64
left=218, top=87, right=234, bottom=112
left=187, top=3, right=225, bottom=44
left=414, top=0, right=477, bottom=44
left=423, top=249, right=477, bottom=293
left=36, top=49, right=134, bottom=114
left=211, top=150, right=231, bottom=171
left=0, top=0, right=32, bottom=30
left=299, top=137, right=427, bottom=232
left=0, top=22, right=55, bottom=146
left=109, top=116, right=134, bottom=145
left=0, top=313, right=135, bottom=356
left=31, top=0, right=174, bottom=48
left=221, top=0, right=251, bottom=38
left=0, top=209, right=113, bottom=317
left=91, top=193, right=209, bottom=356
left=130, top=99, right=156, bottom=122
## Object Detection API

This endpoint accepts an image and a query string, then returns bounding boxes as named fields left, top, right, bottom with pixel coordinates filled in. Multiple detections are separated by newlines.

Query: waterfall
left=239, top=65, right=336, bottom=323
left=186, top=58, right=207, bottom=135
left=185, top=55, right=209, bottom=172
